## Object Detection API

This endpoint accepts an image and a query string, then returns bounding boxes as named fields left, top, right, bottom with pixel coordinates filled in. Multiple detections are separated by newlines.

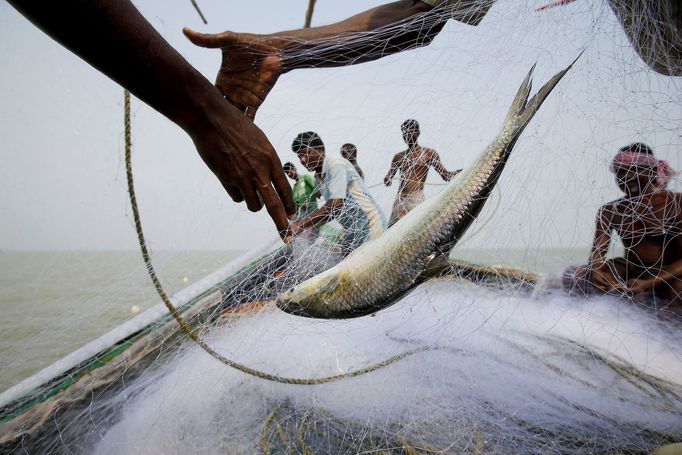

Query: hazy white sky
left=1, top=0, right=680, bottom=251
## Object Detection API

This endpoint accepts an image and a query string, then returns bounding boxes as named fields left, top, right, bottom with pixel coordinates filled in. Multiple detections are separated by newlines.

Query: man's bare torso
left=602, top=191, right=682, bottom=268
left=395, top=146, right=436, bottom=196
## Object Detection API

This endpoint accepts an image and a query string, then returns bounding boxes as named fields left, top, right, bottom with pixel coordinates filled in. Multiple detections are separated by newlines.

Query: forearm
left=278, top=1, right=445, bottom=70
left=385, top=164, right=399, bottom=182
left=9, top=0, right=217, bottom=132
left=656, top=259, right=682, bottom=284
left=273, top=1, right=432, bottom=43
left=587, top=221, right=611, bottom=268
left=435, top=165, right=452, bottom=180
left=295, top=203, right=337, bottom=231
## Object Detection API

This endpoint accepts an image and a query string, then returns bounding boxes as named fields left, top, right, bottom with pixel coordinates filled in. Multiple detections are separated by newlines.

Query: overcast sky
left=1, top=0, right=680, bottom=251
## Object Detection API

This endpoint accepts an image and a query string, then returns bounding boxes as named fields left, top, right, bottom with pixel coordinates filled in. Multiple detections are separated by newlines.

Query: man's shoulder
left=325, top=157, right=347, bottom=168
left=393, top=150, right=407, bottom=160
left=602, top=198, right=622, bottom=208
left=599, top=198, right=624, bottom=218
left=414, top=146, right=438, bottom=162
left=324, top=157, right=353, bottom=177
left=653, top=190, right=682, bottom=212
left=655, top=189, right=682, bottom=201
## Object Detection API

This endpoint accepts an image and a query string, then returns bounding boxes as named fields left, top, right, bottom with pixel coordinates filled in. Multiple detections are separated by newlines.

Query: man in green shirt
left=284, top=162, right=319, bottom=219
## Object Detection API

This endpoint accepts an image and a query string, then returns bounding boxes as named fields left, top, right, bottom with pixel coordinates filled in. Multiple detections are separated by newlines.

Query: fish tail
left=434, top=55, right=582, bottom=255
left=514, top=51, right=583, bottom=131
left=503, top=63, right=535, bottom=124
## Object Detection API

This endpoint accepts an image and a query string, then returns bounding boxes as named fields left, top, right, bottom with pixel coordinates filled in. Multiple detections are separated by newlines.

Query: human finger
left=270, top=162, right=296, bottom=217
left=221, top=181, right=244, bottom=203
left=591, top=273, right=611, bottom=291
left=183, top=28, right=230, bottom=48
left=240, top=181, right=264, bottom=212
left=257, top=183, right=292, bottom=240
left=627, top=279, right=648, bottom=293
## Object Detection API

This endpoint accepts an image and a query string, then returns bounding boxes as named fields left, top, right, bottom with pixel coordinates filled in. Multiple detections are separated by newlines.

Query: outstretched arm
left=187, top=1, right=443, bottom=68
left=628, top=256, right=682, bottom=294
left=291, top=199, right=345, bottom=235
left=8, top=0, right=295, bottom=238
left=184, top=0, right=495, bottom=117
left=429, top=149, right=461, bottom=181
left=384, top=154, right=402, bottom=186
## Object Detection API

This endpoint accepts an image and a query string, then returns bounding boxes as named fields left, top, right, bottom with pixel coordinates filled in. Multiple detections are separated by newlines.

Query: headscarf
left=610, top=151, right=677, bottom=189
left=657, top=159, right=678, bottom=189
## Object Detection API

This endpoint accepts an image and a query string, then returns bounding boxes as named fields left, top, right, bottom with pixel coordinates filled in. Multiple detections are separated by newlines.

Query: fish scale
left=279, top=58, right=579, bottom=319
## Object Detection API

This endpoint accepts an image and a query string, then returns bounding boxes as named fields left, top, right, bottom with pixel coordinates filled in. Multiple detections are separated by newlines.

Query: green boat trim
left=0, top=240, right=287, bottom=432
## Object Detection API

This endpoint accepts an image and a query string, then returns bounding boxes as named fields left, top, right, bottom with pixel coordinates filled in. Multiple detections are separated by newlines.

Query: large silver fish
left=278, top=60, right=577, bottom=319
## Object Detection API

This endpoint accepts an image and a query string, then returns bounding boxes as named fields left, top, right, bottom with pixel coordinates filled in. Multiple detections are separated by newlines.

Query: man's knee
left=661, top=278, right=682, bottom=305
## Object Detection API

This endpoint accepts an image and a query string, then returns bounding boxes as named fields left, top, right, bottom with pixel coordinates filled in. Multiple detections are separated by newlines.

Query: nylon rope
left=189, top=0, right=207, bottom=24
left=304, top=0, right=317, bottom=28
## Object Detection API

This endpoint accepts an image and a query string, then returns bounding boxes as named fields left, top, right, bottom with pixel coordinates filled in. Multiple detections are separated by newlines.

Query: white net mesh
left=1, top=0, right=681, bottom=453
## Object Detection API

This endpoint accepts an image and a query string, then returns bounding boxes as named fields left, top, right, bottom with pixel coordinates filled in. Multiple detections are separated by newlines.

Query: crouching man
left=289, top=132, right=387, bottom=256
left=563, top=144, right=681, bottom=312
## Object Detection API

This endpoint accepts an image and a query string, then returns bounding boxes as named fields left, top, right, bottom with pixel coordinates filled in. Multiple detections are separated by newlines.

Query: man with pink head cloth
left=563, top=143, right=682, bottom=314
left=611, top=142, right=677, bottom=190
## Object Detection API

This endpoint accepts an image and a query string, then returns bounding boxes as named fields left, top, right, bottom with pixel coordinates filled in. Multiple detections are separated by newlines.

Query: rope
left=123, top=90, right=438, bottom=385
left=261, top=402, right=284, bottom=454
left=189, top=0, right=208, bottom=24
left=304, top=0, right=317, bottom=28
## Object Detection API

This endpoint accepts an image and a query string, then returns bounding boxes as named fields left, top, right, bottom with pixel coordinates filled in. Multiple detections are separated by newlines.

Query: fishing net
left=1, top=0, right=681, bottom=454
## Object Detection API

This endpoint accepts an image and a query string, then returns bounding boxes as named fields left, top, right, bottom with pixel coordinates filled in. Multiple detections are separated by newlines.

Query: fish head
left=276, top=270, right=341, bottom=318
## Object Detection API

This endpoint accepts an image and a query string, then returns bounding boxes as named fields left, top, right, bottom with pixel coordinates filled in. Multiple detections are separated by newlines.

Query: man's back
left=320, top=157, right=386, bottom=245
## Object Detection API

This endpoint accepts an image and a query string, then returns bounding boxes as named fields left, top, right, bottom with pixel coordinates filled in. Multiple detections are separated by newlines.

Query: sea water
left=0, top=250, right=240, bottom=393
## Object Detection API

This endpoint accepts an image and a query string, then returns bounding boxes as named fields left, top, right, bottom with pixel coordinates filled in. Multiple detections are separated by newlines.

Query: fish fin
left=421, top=252, right=452, bottom=279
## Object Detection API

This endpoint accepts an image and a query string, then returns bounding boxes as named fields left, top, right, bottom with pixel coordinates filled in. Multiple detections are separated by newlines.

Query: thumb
left=183, top=27, right=224, bottom=48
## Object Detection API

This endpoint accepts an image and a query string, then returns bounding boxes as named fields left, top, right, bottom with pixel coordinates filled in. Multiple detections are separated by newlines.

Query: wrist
left=172, top=76, right=233, bottom=136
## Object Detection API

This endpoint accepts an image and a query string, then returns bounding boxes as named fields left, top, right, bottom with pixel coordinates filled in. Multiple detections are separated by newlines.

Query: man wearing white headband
left=563, top=143, right=682, bottom=314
